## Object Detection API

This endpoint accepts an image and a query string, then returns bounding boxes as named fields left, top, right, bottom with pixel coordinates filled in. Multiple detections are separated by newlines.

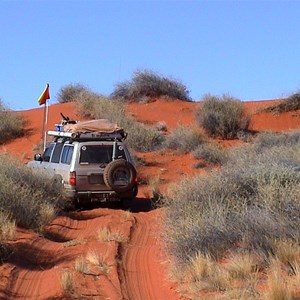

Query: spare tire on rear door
left=103, top=159, right=136, bottom=193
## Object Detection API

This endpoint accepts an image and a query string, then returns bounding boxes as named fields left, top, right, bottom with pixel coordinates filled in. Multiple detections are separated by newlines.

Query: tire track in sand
left=120, top=210, right=179, bottom=300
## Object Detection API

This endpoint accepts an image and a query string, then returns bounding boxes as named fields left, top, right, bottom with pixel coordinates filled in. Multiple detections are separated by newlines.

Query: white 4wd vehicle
left=27, top=119, right=138, bottom=206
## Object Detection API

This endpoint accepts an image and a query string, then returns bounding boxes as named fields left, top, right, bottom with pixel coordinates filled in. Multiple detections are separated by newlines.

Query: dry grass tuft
left=60, top=270, right=74, bottom=294
left=274, top=240, right=300, bottom=272
left=189, top=251, right=211, bottom=282
left=206, top=265, right=233, bottom=292
left=164, top=125, right=204, bottom=153
left=193, top=142, right=228, bottom=165
left=227, top=252, right=258, bottom=280
left=63, top=239, right=83, bottom=248
left=148, top=175, right=164, bottom=206
left=187, top=252, right=233, bottom=293
left=97, top=227, right=128, bottom=243
left=86, top=249, right=111, bottom=274
left=97, top=227, right=111, bottom=243
left=264, top=260, right=295, bottom=300
left=226, top=283, right=261, bottom=300
left=0, top=211, right=15, bottom=241
left=122, top=210, right=134, bottom=224
left=74, top=256, right=90, bottom=274
left=0, top=99, right=26, bottom=144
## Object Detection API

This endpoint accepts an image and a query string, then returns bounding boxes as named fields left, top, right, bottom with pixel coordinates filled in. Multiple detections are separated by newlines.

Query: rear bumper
left=77, top=190, right=119, bottom=201
left=64, top=184, right=138, bottom=202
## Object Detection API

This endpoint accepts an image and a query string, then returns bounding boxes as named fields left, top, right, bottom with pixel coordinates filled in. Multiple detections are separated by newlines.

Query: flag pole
left=42, top=101, right=49, bottom=151
left=38, top=83, right=50, bottom=151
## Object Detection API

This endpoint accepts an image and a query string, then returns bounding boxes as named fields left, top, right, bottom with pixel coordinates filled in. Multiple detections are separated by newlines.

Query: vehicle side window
left=42, top=143, right=55, bottom=162
left=51, top=143, right=64, bottom=163
left=60, top=145, right=74, bottom=165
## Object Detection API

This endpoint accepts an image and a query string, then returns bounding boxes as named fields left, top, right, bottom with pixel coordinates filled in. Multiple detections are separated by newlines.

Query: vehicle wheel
left=103, top=159, right=136, bottom=193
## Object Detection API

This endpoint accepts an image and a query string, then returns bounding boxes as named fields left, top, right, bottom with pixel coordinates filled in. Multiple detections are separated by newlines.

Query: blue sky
left=1, top=0, right=299, bottom=110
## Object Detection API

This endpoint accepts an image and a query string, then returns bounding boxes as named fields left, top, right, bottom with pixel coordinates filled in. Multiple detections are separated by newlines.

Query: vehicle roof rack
left=47, top=130, right=126, bottom=141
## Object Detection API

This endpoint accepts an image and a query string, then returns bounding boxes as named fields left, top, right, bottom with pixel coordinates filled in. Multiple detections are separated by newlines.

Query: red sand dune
left=0, top=99, right=299, bottom=299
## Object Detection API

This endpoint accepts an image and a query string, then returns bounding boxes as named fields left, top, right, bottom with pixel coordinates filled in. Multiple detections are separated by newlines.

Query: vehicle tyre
left=103, top=159, right=136, bottom=193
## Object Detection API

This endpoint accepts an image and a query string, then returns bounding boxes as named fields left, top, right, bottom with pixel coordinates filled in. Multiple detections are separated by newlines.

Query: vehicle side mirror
left=34, top=154, right=43, bottom=162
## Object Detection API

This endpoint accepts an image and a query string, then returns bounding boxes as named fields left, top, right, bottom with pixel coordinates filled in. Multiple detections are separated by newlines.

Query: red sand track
left=0, top=99, right=299, bottom=299
left=119, top=210, right=178, bottom=300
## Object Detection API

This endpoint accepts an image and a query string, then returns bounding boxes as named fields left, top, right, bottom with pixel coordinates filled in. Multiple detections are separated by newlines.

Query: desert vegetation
left=97, top=227, right=128, bottom=243
left=193, top=142, right=228, bottom=165
left=263, top=91, right=300, bottom=113
left=2, top=76, right=300, bottom=299
left=164, top=125, right=204, bottom=153
left=0, top=99, right=25, bottom=144
left=0, top=154, right=67, bottom=233
left=111, top=69, right=191, bottom=102
left=60, top=270, right=74, bottom=295
left=196, top=94, right=250, bottom=139
left=57, top=83, right=96, bottom=103
left=163, top=130, right=300, bottom=297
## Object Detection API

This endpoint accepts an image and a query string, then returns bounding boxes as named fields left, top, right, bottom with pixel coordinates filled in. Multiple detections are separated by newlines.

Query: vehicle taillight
left=69, top=171, right=76, bottom=186
left=134, top=176, right=138, bottom=183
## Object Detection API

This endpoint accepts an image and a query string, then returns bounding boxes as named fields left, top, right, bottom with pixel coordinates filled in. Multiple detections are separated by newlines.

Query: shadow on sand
left=74, top=197, right=154, bottom=213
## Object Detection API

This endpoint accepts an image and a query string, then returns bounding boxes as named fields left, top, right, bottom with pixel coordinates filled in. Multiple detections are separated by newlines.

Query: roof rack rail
left=47, top=130, right=125, bottom=141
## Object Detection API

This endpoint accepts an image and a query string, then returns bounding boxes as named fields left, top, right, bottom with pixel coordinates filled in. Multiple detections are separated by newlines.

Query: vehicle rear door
left=75, top=142, right=126, bottom=192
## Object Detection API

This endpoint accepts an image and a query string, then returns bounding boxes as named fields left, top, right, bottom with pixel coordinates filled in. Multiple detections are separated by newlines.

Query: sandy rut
left=0, top=205, right=178, bottom=299
left=119, top=211, right=178, bottom=300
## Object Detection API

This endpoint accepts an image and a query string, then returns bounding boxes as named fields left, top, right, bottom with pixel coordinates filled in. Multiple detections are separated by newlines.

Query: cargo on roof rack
left=48, top=119, right=126, bottom=141
left=47, top=130, right=126, bottom=140
left=64, top=119, right=123, bottom=134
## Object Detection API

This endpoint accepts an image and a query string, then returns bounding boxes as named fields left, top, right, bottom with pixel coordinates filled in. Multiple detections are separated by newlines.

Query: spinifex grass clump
left=0, top=99, right=25, bottom=144
left=164, top=126, right=204, bottom=153
left=111, top=69, right=191, bottom=102
left=0, top=154, right=67, bottom=232
left=253, top=131, right=300, bottom=153
left=164, top=130, right=300, bottom=263
left=193, top=142, right=228, bottom=165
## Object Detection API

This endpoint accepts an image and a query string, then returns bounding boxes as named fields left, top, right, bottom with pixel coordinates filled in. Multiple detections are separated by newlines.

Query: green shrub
left=0, top=154, right=67, bottom=232
left=263, top=91, right=300, bottom=113
left=196, top=94, right=250, bottom=139
left=193, top=142, right=228, bottom=164
left=164, top=126, right=204, bottom=153
left=75, top=94, right=164, bottom=152
left=57, top=83, right=96, bottom=103
left=0, top=100, right=25, bottom=144
left=163, top=135, right=300, bottom=264
left=111, top=69, right=191, bottom=102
